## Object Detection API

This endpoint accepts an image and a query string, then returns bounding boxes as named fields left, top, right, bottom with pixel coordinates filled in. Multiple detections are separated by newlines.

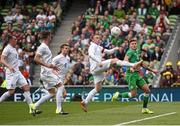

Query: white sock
left=116, top=60, right=134, bottom=67
left=0, top=91, right=11, bottom=103
left=84, top=88, right=97, bottom=104
left=56, top=86, right=64, bottom=112
left=23, top=91, right=32, bottom=105
left=35, top=93, right=54, bottom=108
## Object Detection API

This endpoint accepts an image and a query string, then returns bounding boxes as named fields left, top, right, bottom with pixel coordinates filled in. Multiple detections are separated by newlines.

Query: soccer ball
left=111, top=26, right=121, bottom=37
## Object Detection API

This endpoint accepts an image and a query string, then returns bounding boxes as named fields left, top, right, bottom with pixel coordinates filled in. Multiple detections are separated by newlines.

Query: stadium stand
left=0, top=0, right=72, bottom=85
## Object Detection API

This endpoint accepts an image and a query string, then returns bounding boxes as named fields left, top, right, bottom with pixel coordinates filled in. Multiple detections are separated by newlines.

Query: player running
left=52, top=43, right=71, bottom=114
left=30, top=31, right=67, bottom=115
left=80, top=34, right=142, bottom=112
left=111, top=38, right=158, bottom=114
left=0, top=36, right=34, bottom=115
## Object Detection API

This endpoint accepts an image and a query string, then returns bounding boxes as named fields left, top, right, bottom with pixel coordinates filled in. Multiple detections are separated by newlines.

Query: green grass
left=0, top=102, right=180, bottom=125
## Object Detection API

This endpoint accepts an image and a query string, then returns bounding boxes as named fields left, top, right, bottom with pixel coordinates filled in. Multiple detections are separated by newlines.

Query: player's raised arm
left=141, top=62, right=158, bottom=74
left=103, top=47, right=119, bottom=54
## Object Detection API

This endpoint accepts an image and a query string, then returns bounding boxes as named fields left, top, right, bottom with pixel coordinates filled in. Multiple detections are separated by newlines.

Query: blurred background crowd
left=0, top=0, right=179, bottom=87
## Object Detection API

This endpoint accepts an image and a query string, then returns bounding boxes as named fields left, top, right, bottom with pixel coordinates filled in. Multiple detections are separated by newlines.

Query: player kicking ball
left=111, top=38, right=158, bottom=114
left=80, top=34, right=142, bottom=112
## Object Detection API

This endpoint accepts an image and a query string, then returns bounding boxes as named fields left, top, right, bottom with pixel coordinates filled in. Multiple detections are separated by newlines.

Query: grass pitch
left=0, top=102, right=180, bottom=125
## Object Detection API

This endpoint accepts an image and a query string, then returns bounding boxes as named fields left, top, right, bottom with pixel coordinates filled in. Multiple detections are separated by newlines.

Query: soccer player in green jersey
left=111, top=38, right=158, bottom=114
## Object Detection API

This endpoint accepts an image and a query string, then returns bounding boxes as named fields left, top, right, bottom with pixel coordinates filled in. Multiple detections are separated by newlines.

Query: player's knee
left=95, top=83, right=102, bottom=92
left=8, top=89, right=15, bottom=95
left=48, top=88, right=56, bottom=96
left=144, top=88, right=151, bottom=94
left=131, top=92, right=137, bottom=97
left=22, top=85, right=30, bottom=92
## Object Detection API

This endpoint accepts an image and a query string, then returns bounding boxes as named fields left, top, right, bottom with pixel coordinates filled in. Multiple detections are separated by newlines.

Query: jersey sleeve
left=36, top=45, right=46, bottom=56
left=2, top=47, right=9, bottom=57
left=125, top=50, right=132, bottom=59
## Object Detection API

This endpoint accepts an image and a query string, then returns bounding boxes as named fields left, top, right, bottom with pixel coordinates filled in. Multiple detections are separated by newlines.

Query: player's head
left=8, top=36, right=17, bottom=47
left=129, top=38, right=137, bottom=50
left=41, top=31, right=51, bottom=44
left=92, top=34, right=101, bottom=45
left=60, top=43, right=69, bottom=55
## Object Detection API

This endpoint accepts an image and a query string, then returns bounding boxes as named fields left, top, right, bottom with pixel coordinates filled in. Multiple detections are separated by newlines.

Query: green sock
left=143, top=94, right=149, bottom=108
left=120, top=92, right=130, bottom=98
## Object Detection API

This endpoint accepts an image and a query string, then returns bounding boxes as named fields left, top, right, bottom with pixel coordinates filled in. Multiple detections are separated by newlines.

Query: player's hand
left=130, top=67, right=135, bottom=72
left=114, top=47, right=119, bottom=50
left=152, top=69, right=159, bottom=74
left=48, top=64, right=59, bottom=71
left=9, top=66, right=15, bottom=73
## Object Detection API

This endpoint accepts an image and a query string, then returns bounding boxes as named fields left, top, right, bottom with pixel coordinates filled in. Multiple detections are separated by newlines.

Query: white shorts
left=6, top=71, right=28, bottom=89
left=92, top=59, right=111, bottom=84
left=41, top=72, right=62, bottom=89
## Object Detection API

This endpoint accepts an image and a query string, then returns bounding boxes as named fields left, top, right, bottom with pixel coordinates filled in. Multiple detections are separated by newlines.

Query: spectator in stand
left=95, top=0, right=104, bottom=15
left=113, top=4, right=125, bottom=19
left=169, top=1, right=180, bottom=15
left=156, top=12, right=170, bottom=31
left=175, top=61, right=180, bottom=84
left=148, top=2, right=159, bottom=19
left=160, top=71, right=174, bottom=87
left=161, top=61, right=177, bottom=83
left=137, top=2, right=147, bottom=16
left=51, top=1, right=62, bottom=23
left=144, top=14, right=156, bottom=26
left=142, top=36, right=155, bottom=61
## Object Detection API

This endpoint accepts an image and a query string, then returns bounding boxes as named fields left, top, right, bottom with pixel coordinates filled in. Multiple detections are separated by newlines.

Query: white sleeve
left=88, top=45, right=101, bottom=63
left=104, top=48, right=116, bottom=54
left=36, top=45, right=45, bottom=56
left=2, top=47, right=9, bottom=57
left=52, top=56, right=59, bottom=65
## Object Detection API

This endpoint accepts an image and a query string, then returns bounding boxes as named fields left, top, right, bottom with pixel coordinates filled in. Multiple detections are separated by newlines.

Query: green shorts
left=125, top=72, right=146, bottom=91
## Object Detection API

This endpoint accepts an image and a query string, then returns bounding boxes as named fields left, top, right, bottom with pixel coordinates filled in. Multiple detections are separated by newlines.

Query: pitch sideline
left=114, top=112, right=177, bottom=125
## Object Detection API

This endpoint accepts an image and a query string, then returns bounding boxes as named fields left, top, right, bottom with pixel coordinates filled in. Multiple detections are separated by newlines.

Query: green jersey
left=125, top=48, right=146, bottom=90
left=126, top=49, right=140, bottom=74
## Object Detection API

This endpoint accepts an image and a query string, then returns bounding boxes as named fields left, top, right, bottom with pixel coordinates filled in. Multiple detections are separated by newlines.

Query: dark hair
left=60, top=43, right=69, bottom=49
left=58, top=43, right=69, bottom=54
left=41, top=31, right=51, bottom=39
left=129, top=38, right=137, bottom=43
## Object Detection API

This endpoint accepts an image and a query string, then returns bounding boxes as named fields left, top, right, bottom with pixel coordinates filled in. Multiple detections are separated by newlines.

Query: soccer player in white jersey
left=31, top=31, right=67, bottom=115
left=52, top=43, right=70, bottom=114
left=0, top=36, right=34, bottom=114
left=80, top=34, right=142, bottom=112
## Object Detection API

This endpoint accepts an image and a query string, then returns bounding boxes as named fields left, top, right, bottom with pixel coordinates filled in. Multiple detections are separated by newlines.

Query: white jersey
left=88, top=42, right=103, bottom=73
left=52, top=54, right=71, bottom=83
left=2, top=44, right=19, bottom=74
left=36, top=42, right=52, bottom=76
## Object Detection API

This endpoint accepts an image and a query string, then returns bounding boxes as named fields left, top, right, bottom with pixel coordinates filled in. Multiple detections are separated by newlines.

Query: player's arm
left=1, top=55, right=15, bottom=72
left=34, top=53, right=58, bottom=70
left=103, top=47, right=119, bottom=54
left=141, top=62, right=158, bottom=74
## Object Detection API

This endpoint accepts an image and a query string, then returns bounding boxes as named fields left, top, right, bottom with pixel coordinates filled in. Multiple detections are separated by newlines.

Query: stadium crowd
left=0, top=0, right=179, bottom=87
left=0, top=0, right=72, bottom=86
left=63, top=0, right=179, bottom=86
